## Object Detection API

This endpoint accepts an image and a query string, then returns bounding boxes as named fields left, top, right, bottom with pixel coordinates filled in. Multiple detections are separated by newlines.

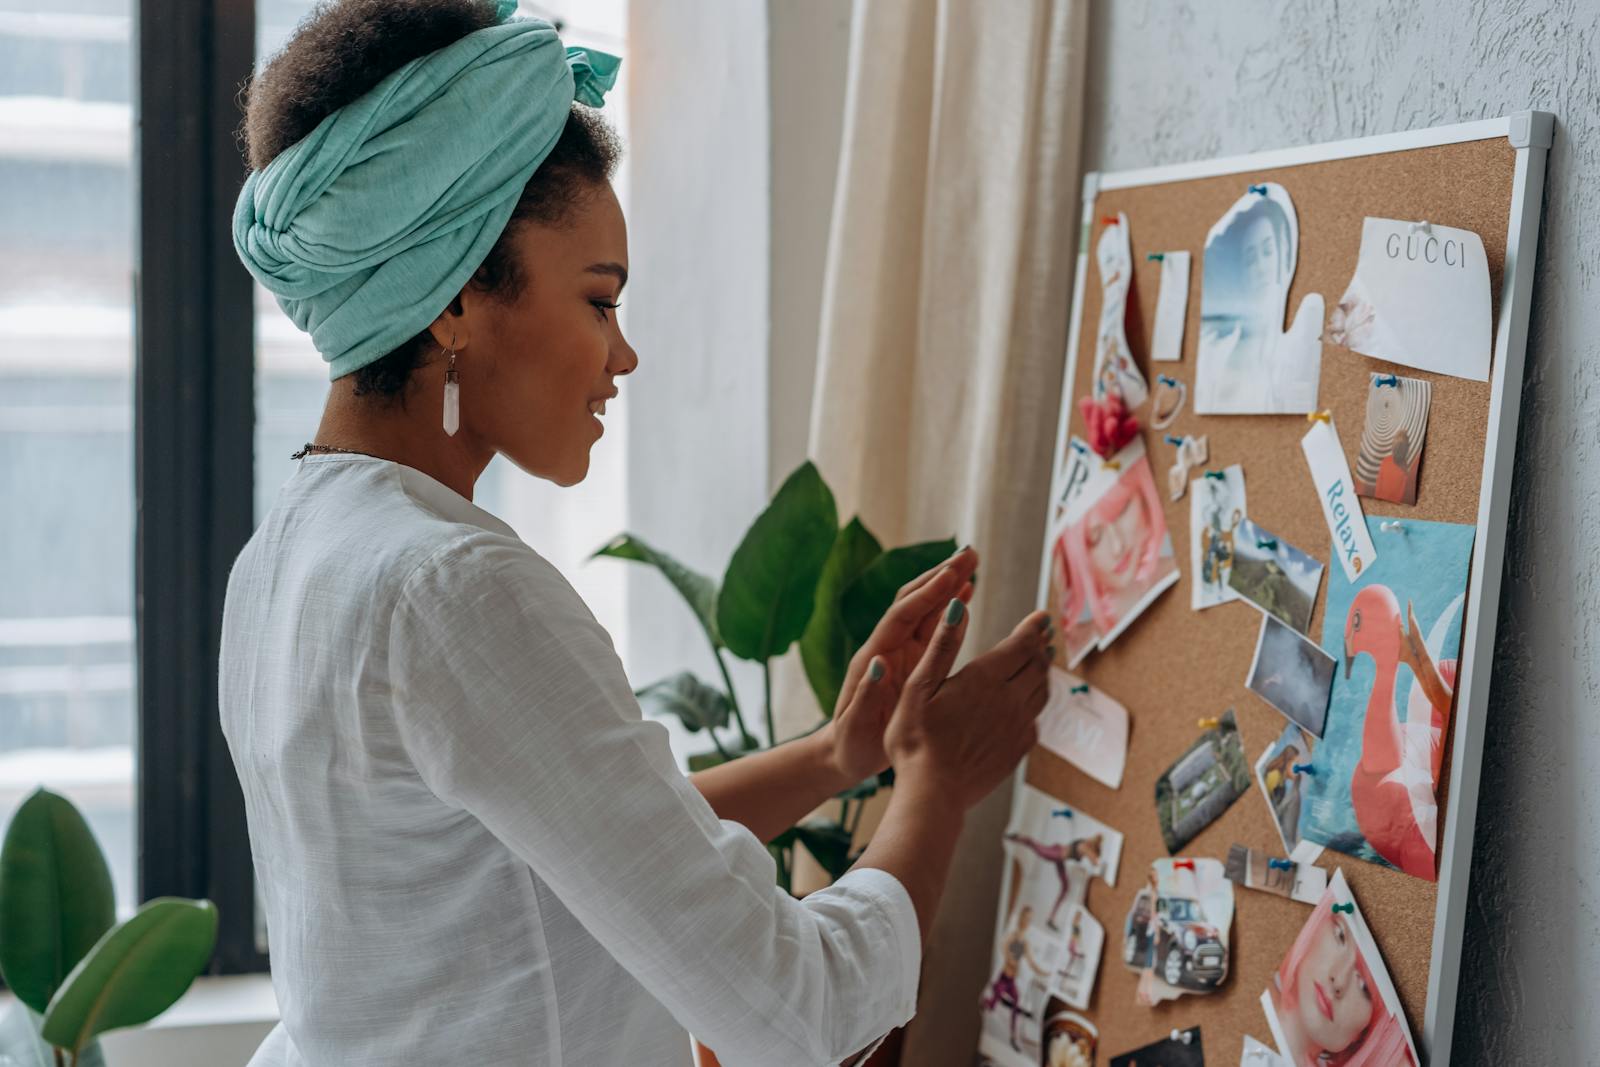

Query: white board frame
left=1027, top=112, right=1553, bottom=1066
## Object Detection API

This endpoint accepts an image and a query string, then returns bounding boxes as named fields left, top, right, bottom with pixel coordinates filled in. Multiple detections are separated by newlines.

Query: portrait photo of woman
left=1060, top=442, right=1178, bottom=647
left=1262, top=872, right=1418, bottom=1067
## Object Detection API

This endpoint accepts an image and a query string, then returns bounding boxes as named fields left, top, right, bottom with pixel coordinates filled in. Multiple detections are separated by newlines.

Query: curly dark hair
left=238, top=0, right=622, bottom=402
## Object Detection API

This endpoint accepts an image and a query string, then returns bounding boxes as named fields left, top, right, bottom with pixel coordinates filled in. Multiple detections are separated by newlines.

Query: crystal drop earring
left=442, top=336, right=460, bottom=436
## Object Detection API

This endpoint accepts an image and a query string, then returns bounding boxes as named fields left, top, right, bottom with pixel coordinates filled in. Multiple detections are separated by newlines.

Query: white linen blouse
left=218, top=454, right=920, bottom=1066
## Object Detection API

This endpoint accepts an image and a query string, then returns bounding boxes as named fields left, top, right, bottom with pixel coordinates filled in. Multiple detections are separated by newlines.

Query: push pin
left=1268, top=858, right=1295, bottom=871
left=1380, top=519, right=1406, bottom=534
left=1164, top=434, right=1187, bottom=447
left=1170, top=1029, right=1195, bottom=1045
left=1332, top=902, right=1355, bottom=915
left=1375, top=373, right=1399, bottom=388
left=1069, top=439, right=1088, bottom=454
left=1174, top=859, right=1195, bottom=872
left=1069, top=683, right=1089, bottom=695
left=1157, top=374, right=1179, bottom=387
left=1257, top=537, right=1279, bottom=551
left=1147, top=252, right=1165, bottom=261
left=1306, top=410, right=1331, bottom=424
left=1293, top=763, right=1315, bottom=775
left=1248, top=183, right=1269, bottom=196
left=1197, top=717, right=1219, bottom=730
left=1102, top=215, right=1120, bottom=226
left=1102, top=457, right=1122, bottom=471
left=1051, top=806, right=1074, bottom=820
left=1409, top=220, right=1432, bottom=235
left=1203, top=470, right=1227, bottom=481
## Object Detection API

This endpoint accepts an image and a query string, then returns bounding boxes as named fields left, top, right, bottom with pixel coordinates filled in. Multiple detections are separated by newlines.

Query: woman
left=221, top=3, right=1052, bottom=1065
left=1265, top=895, right=1416, bottom=1066
left=980, top=905, right=1050, bottom=1053
left=1062, top=459, right=1173, bottom=635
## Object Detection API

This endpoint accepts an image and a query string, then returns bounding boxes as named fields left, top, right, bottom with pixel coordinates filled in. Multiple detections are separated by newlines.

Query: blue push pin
left=1164, top=434, right=1185, bottom=447
left=1203, top=470, right=1226, bottom=481
left=1332, top=902, right=1355, bottom=915
left=1268, top=858, right=1295, bottom=871
left=1293, top=763, right=1315, bottom=775
left=1157, top=374, right=1179, bottom=387
left=1147, top=252, right=1165, bottom=262
left=1249, top=183, right=1269, bottom=195
left=1051, top=807, right=1074, bottom=820
left=1069, top=684, right=1089, bottom=694
left=1258, top=537, right=1279, bottom=551
left=1375, top=374, right=1400, bottom=388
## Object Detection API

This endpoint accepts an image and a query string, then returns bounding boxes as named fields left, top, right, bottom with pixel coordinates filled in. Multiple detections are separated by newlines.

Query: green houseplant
left=594, top=460, right=956, bottom=893
left=0, top=788, right=218, bottom=1067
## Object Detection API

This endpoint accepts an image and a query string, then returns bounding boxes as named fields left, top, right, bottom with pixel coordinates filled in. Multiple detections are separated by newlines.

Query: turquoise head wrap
left=231, top=1, right=620, bottom=379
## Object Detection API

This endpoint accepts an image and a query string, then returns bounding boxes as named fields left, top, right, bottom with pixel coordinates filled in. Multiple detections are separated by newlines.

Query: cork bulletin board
left=997, top=115, right=1552, bottom=1066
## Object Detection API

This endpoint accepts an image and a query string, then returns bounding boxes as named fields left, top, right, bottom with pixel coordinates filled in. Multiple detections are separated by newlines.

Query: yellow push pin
left=1197, top=716, right=1220, bottom=730
left=1306, top=410, right=1331, bottom=424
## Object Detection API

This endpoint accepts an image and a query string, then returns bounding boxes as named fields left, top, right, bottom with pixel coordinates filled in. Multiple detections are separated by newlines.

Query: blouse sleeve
left=386, top=532, right=921, bottom=1065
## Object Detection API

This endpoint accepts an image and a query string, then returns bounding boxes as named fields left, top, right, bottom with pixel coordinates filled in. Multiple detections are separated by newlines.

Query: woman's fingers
left=906, top=598, right=970, bottom=700
left=978, top=610, right=1054, bottom=681
left=893, top=546, right=979, bottom=605
left=871, top=550, right=976, bottom=651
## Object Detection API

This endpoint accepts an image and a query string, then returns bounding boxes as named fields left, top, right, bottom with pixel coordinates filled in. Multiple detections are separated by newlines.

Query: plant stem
left=53, top=1048, right=64, bottom=1067
left=710, top=643, right=756, bottom=747
left=705, top=721, right=732, bottom=761
left=762, top=660, right=776, bottom=748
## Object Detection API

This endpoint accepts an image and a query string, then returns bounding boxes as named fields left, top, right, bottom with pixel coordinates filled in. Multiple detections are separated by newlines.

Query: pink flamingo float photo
left=1338, top=584, right=1465, bottom=879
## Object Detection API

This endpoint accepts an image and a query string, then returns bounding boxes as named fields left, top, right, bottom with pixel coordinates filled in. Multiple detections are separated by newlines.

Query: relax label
left=1301, top=417, right=1377, bottom=582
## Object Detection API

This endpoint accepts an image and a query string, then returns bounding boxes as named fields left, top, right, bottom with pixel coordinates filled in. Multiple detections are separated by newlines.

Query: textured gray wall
left=1082, top=2, right=1598, bottom=1063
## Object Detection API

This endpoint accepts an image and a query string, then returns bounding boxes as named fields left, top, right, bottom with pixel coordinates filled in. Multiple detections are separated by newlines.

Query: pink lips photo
left=1315, top=980, right=1334, bottom=1022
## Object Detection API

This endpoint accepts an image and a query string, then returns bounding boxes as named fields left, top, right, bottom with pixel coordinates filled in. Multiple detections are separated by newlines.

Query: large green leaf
left=792, top=820, right=855, bottom=881
left=798, top=518, right=883, bottom=717
left=592, top=533, right=722, bottom=645
left=840, top=538, right=960, bottom=647
left=716, top=462, right=839, bottom=662
left=0, top=788, right=116, bottom=1015
left=635, top=672, right=733, bottom=734
left=40, top=898, right=218, bottom=1055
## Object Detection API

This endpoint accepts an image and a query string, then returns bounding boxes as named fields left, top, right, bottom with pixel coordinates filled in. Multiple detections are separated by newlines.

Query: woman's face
left=1241, top=214, right=1281, bottom=294
left=1295, top=913, right=1373, bottom=1054
left=1085, top=487, right=1149, bottom=591
left=454, top=182, right=637, bottom=486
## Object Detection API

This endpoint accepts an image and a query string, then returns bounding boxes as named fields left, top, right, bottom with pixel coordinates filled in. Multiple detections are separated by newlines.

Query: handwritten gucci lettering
left=1384, top=230, right=1466, bottom=268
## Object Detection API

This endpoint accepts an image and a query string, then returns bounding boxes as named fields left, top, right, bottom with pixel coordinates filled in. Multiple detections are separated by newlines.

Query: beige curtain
left=807, top=0, right=1089, bottom=1061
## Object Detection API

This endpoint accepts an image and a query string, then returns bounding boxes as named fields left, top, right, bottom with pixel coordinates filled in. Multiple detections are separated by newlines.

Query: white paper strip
left=1301, top=417, right=1377, bottom=582
left=1150, top=250, right=1191, bottom=362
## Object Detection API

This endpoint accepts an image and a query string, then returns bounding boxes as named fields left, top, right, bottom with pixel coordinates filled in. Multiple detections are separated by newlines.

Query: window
left=0, top=1, right=138, bottom=915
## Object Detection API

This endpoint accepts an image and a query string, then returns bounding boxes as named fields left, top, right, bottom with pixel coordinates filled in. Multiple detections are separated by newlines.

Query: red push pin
left=1101, top=216, right=1120, bottom=226
left=1173, top=859, right=1195, bottom=872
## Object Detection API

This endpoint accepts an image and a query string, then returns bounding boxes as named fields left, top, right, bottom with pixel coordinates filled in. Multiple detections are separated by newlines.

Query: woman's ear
left=427, top=295, right=470, bottom=353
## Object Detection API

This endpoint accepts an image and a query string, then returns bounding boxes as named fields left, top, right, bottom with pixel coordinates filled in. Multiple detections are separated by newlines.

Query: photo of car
left=1149, top=895, right=1227, bottom=990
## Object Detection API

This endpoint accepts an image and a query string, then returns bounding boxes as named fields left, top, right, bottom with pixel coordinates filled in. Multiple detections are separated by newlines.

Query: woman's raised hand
left=882, top=600, right=1054, bottom=811
left=825, top=547, right=980, bottom=783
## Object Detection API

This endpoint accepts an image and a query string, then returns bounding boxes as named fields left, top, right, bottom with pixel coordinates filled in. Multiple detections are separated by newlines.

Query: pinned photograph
left=1247, top=616, right=1337, bottom=738
left=1039, top=1001, right=1098, bottom=1067
left=1355, top=373, right=1432, bottom=505
left=1194, top=183, right=1324, bottom=414
left=1108, top=1027, right=1204, bottom=1067
left=1091, top=213, right=1149, bottom=408
left=1154, top=710, right=1251, bottom=853
left=1057, top=437, right=1180, bottom=651
left=1261, top=870, right=1420, bottom=1066
left=983, top=785, right=1125, bottom=1061
left=1190, top=464, right=1247, bottom=611
left=1328, top=217, right=1491, bottom=382
left=1300, top=518, right=1474, bottom=880
left=1037, top=667, right=1129, bottom=790
left=1122, top=857, right=1234, bottom=1006
left=1253, top=722, right=1322, bottom=857
left=1227, top=519, right=1324, bottom=635
left=1048, top=905, right=1106, bottom=1011
left=1224, top=844, right=1326, bottom=905
left=1048, top=533, right=1101, bottom=668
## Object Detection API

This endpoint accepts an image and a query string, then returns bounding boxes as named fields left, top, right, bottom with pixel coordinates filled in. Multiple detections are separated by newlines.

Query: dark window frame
left=136, top=0, right=265, bottom=974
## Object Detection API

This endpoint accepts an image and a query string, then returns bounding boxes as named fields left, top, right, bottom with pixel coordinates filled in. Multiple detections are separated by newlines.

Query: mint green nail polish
left=946, top=598, right=965, bottom=626
left=867, top=659, right=885, bottom=682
